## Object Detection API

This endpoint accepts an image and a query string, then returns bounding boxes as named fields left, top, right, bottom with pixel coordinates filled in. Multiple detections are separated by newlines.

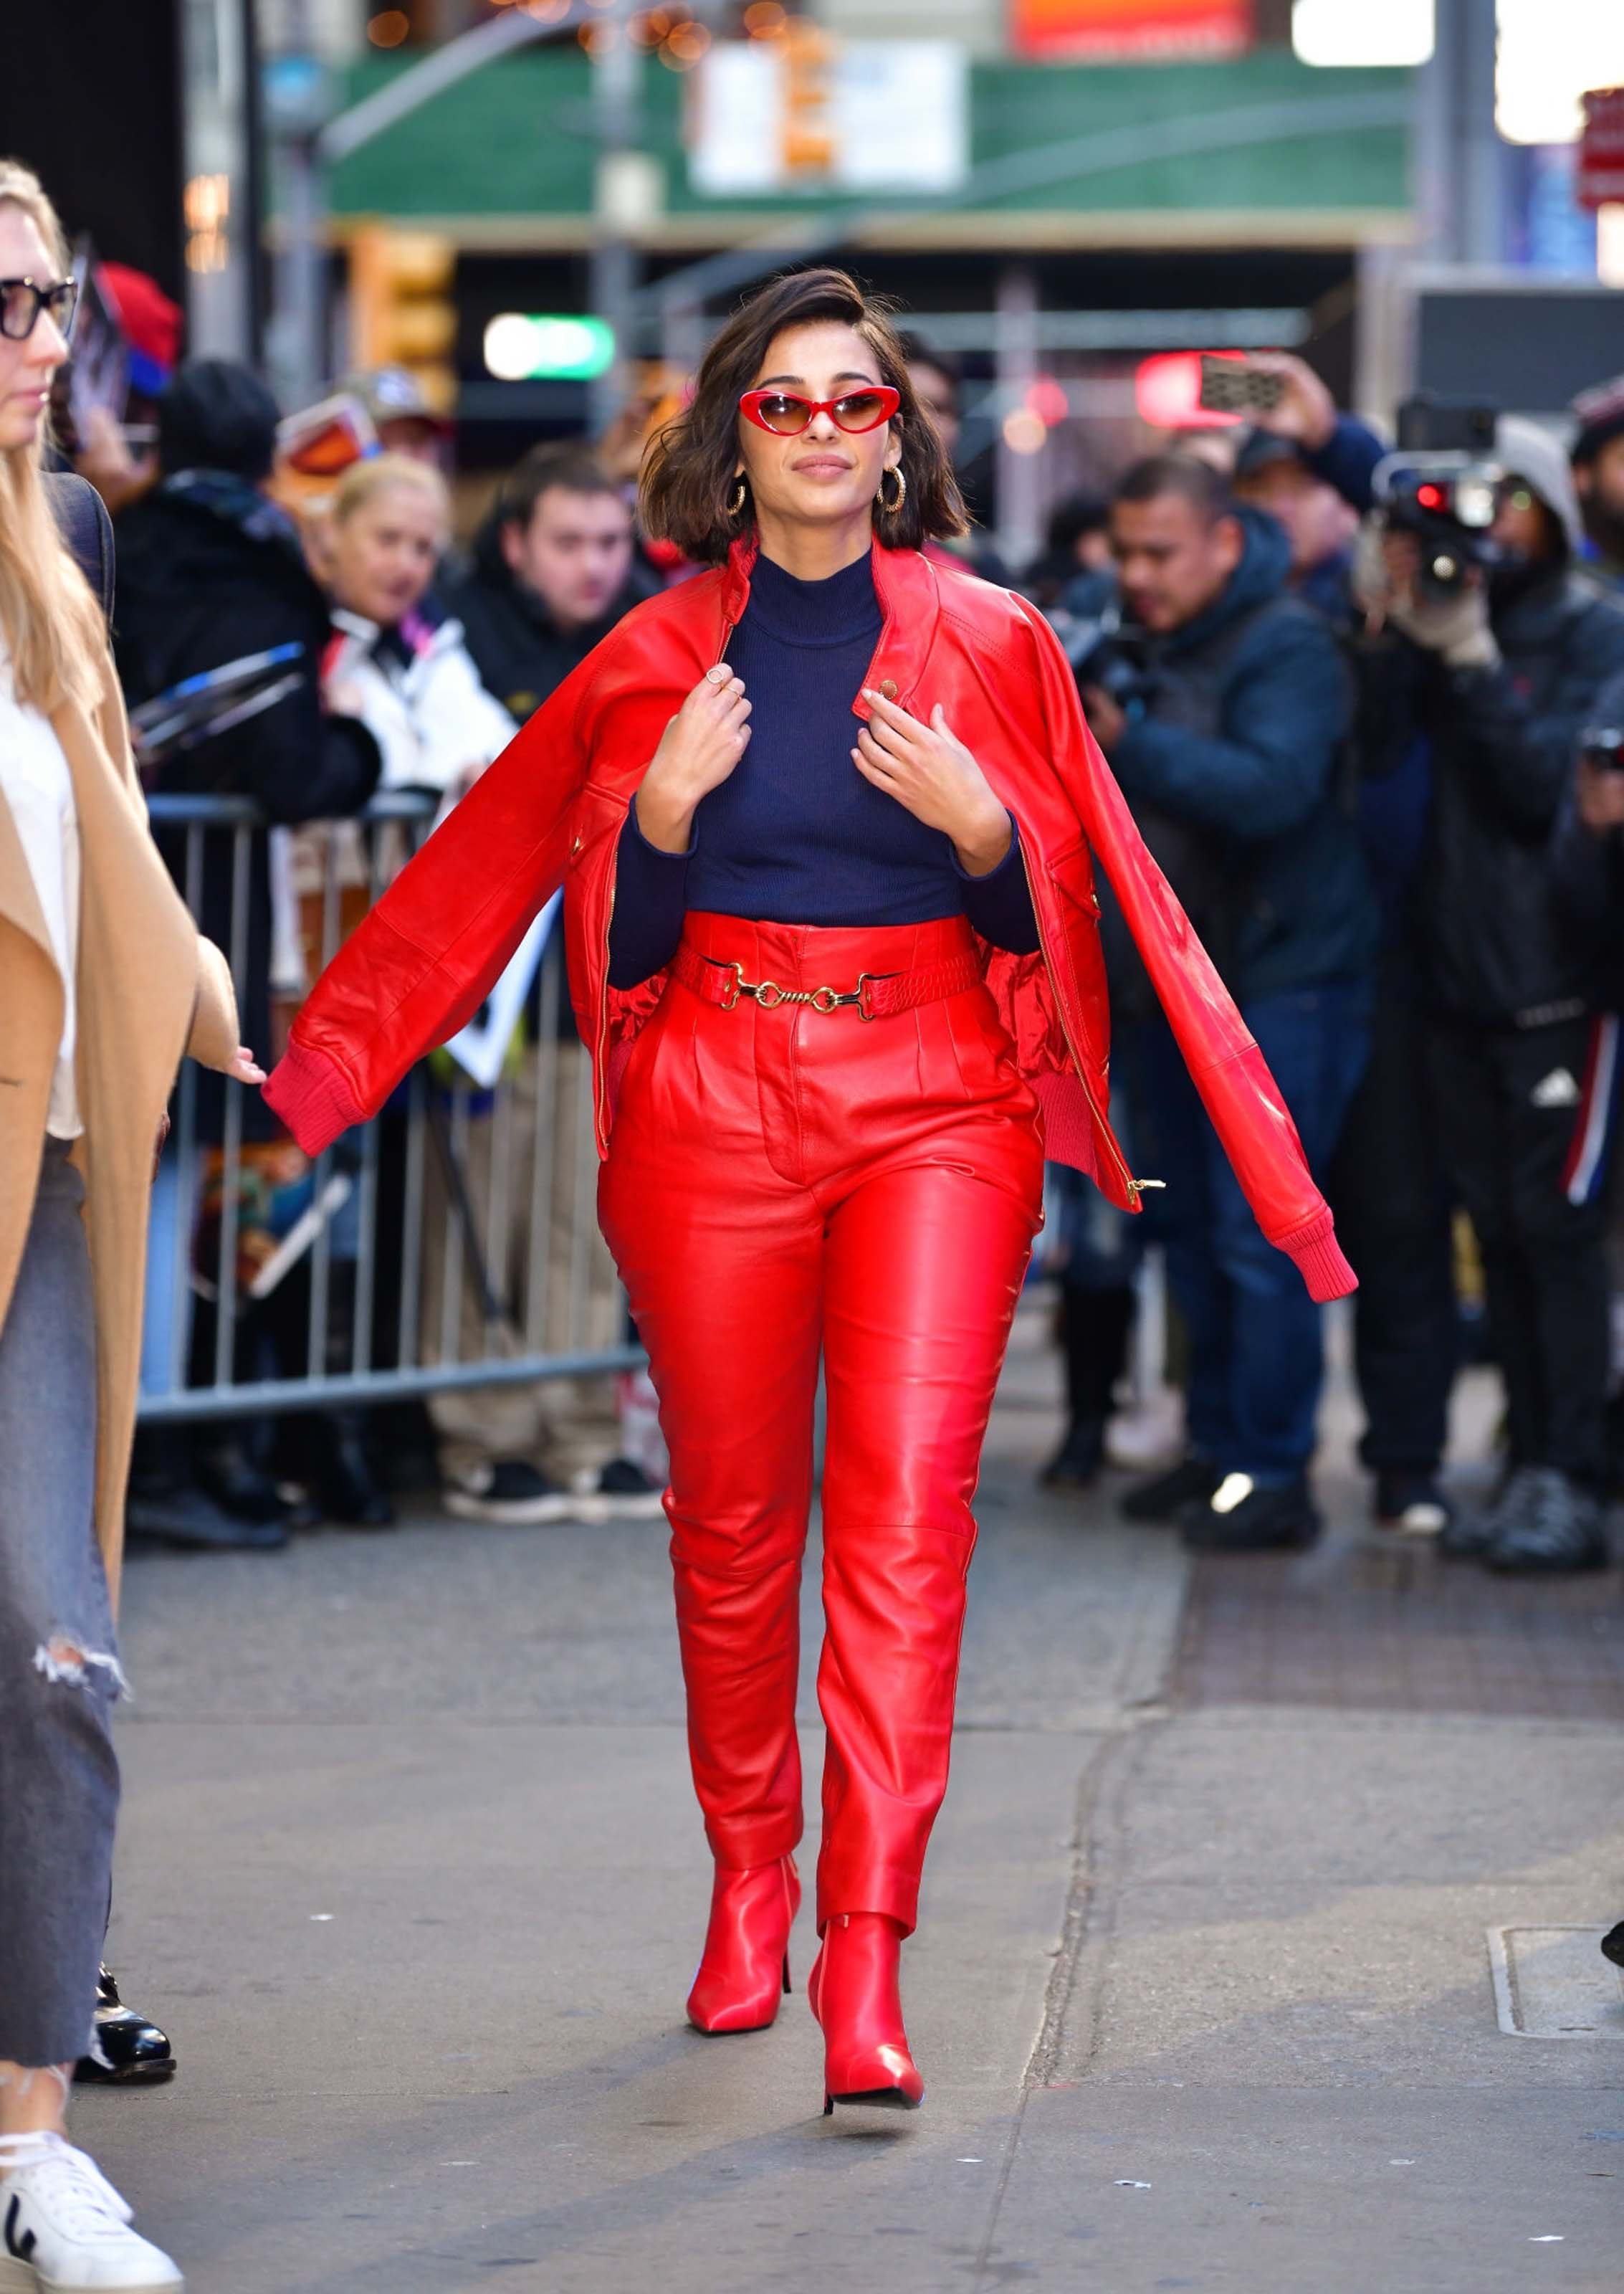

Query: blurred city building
left=1, top=2, right=1620, bottom=562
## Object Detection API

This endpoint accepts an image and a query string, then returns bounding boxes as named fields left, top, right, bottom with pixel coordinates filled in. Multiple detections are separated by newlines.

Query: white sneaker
left=0, top=2134, right=181, bottom=2290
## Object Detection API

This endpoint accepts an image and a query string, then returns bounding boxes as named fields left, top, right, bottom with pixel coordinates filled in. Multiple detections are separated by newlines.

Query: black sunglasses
left=0, top=275, right=79, bottom=343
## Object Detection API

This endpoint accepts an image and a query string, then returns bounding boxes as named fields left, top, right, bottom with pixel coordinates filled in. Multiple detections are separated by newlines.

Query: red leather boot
left=808, top=1912, right=924, bottom=2112
left=687, top=1855, right=801, bottom=2034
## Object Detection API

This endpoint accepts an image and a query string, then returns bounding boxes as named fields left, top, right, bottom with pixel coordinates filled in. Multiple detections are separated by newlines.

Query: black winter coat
left=442, top=519, right=654, bottom=729
left=114, top=472, right=381, bottom=1135
left=1363, top=570, right=1624, bottom=1026
left=1103, top=510, right=1376, bottom=1009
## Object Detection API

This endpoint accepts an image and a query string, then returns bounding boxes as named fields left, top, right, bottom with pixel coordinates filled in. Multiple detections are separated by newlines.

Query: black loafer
left=73, top=1966, right=176, bottom=2085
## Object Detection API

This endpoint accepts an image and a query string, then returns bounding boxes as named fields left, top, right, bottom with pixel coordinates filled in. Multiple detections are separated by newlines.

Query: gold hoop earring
left=879, top=465, right=907, bottom=517
left=727, top=475, right=749, bottom=518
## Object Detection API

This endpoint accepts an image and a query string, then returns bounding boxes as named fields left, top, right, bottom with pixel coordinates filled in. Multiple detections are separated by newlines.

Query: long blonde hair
left=0, top=159, right=107, bottom=713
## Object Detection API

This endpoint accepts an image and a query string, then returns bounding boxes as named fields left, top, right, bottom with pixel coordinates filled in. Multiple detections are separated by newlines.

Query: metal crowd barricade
left=137, top=791, right=641, bottom=1424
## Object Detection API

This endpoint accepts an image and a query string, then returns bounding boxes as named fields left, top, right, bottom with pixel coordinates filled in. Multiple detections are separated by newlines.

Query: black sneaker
left=1486, top=1468, right=1609, bottom=1575
left=1122, top=1455, right=1220, bottom=1523
left=443, top=1458, right=586, bottom=1525
left=1180, top=1473, right=1321, bottom=1553
left=1438, top=1465, right=1537, bottom=1561
left=1041, top=1417, right=1107, bottom=1491
left=581, top=1457, right=666, bottom=1520
left=1601, top=1922, right=1624, bottom=1970
left=1374, top=1470, right=1453, bottom=1539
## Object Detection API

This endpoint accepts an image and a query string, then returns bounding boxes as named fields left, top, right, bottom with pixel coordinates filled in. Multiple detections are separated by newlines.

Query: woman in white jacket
left=320, top=453, right=515, bottom=797
left=269, top=456, right=520, bottom=1525
left=280, top=454, right=516, bottom=981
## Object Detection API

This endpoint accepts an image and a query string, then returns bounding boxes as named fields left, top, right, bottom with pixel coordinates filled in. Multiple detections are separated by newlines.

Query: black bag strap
left=44, top=470, right=115, bottom=630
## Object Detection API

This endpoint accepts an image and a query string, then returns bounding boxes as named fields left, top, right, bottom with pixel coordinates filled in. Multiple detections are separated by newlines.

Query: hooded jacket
left=264, top=538, right=1357, bottom=1302
left=323, top=602, right=515, bottom=794
left=1105, top=508, right=1377, bottom=1006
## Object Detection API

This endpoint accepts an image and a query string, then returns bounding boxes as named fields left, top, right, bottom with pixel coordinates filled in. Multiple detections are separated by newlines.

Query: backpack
left=44, top=470, right=115, bottom=630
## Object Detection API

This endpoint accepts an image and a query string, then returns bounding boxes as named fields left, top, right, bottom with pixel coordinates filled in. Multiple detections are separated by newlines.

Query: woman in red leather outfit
left=264, top=269, right=1355, bottom=2118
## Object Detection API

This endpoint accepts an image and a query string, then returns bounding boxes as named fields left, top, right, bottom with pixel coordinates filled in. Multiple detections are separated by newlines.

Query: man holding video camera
left=1081, top=455, right=1377, bottom=1553
left=1357, top=418, right=1624, bottom=1571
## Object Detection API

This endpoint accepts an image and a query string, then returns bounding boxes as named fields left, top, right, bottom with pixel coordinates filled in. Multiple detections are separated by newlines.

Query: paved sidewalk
left=89, top=1313, right=1624, bottom=2291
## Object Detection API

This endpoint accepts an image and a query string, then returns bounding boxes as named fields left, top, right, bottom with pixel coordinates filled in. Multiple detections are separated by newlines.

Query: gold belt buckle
left=714, top=961, right=874, bottom=1016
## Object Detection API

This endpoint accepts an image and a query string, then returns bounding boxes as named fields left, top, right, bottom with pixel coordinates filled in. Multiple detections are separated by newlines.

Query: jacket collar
left=722, top=534, right=940, bottom=715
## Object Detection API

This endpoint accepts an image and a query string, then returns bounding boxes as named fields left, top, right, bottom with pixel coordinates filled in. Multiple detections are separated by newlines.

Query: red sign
left=1578, top=86, right=1624, bottom=212
left=1011, top=0, right=1252, bottom=61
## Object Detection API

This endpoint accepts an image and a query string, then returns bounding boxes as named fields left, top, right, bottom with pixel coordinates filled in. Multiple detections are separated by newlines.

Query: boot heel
left=782, top=1954, right=793, bottom=1996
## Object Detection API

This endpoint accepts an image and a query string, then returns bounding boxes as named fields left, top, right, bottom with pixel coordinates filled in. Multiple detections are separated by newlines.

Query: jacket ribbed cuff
left=262, top=1043, right=364, bottom=1157
left=1278, top=1211, right=1358, bottom=1303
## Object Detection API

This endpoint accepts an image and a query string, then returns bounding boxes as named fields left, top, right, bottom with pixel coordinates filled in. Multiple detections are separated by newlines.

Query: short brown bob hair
left=640, top=267, right=968, bottom=565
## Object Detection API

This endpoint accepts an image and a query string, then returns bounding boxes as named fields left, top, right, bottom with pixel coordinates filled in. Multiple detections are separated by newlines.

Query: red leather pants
left=598, top=911, right=1043, bottom=1937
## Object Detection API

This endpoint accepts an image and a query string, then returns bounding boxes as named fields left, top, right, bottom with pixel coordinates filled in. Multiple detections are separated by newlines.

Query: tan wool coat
left=0, top=645, right=239, bottom=1610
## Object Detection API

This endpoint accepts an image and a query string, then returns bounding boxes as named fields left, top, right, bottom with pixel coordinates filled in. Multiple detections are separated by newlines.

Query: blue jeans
left=0, top=1145, right=123, bottom=2065
left=139, top=1145, right=194, bottom=1399
left=1122, top=984, right=1372, bottom=1483
left=1044, top=1087, right=1145, bottom=1295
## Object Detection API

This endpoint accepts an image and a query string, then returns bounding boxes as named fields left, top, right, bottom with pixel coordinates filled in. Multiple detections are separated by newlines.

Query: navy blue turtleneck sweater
left=606, top=549, right=1039, bottom=989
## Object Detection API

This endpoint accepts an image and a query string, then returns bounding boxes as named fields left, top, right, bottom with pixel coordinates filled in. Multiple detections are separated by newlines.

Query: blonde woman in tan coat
left=0, top=162, right=259, bottom=2293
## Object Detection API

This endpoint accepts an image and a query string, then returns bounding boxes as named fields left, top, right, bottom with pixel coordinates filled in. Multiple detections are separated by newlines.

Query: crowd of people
left=1032, top=353, right=1624, bottom=1575
left=65, top=318, right=1624, bottom=1584
left=4, top=134, right=1623, bottom=2282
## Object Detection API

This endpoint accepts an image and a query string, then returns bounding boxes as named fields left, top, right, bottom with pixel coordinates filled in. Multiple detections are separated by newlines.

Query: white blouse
left=0, top=643, right=81, bottom=1139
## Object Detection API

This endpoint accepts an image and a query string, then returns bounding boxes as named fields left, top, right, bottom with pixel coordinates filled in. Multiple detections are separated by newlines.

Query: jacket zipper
left=593, top=614, right=740, bottom=1153
left=1013, top=825, right=1153, bottom=1206
left=592, top=850, right=618, bottom=1155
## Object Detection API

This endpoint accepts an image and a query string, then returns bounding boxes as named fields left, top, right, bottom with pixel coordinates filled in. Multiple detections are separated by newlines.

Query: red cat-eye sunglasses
left=739, top=386, right=901, bottom=437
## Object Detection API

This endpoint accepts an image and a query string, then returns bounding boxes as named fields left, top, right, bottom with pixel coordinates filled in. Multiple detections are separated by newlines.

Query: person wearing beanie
left=113, top=361, right=383, bottom=1551
left=1352, top=414, right=1624, bottom=1571
left=153, top=356, right=280, bottom=482
left=1571, top=371, right=1624, bottom=587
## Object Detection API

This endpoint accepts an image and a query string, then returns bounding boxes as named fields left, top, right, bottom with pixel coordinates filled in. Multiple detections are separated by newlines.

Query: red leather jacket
left=264, top=538, right=1355, bottom=1302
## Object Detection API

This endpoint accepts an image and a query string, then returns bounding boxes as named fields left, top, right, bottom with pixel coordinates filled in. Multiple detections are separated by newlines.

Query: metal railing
left=137, top=791, right=641, bottom=1423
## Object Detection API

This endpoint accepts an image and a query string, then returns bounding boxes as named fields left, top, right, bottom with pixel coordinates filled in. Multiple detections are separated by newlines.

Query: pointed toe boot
left=686, top=1854, right=801, bottom=2034
left=809, top=1912, right=924, bottom=2113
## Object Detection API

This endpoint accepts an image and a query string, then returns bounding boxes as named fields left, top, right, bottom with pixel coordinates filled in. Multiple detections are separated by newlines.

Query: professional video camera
left=1046, top=595, right=1158, bottom=715
left=1372, top=395, right=1502, bottom=595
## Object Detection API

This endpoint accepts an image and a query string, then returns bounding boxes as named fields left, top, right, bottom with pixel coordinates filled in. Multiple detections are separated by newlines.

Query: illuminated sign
left=484, top=315, right=616, bottom=383
left=1011, top=0, right=1253, bottom=62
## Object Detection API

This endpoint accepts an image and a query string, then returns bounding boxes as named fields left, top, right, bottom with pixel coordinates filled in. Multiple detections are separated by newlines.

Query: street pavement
left=92, top=1310, right=1624, bottom=2292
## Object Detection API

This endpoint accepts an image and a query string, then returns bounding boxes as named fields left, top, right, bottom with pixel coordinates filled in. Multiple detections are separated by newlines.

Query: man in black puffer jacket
left=1357, top=418, right=1624, bottom=1572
